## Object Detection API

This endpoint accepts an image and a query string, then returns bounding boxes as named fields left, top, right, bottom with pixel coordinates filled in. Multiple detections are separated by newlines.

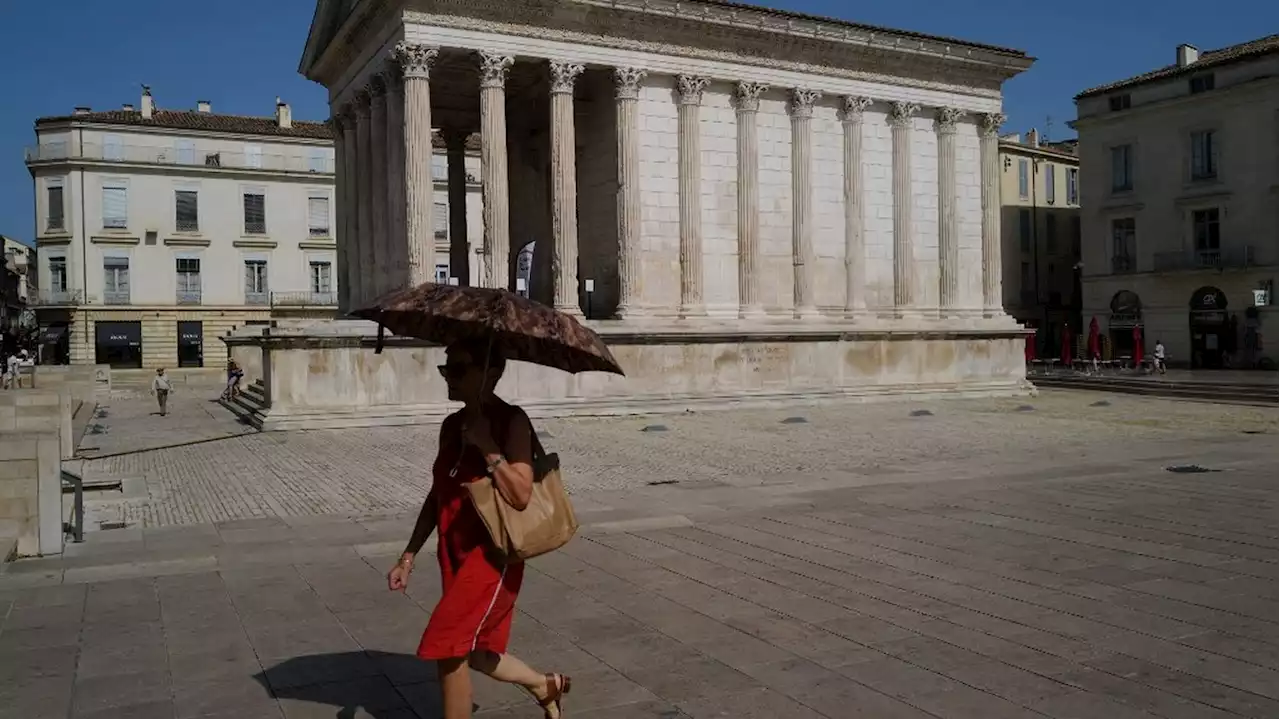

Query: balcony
left=30, top=289, right=83, bottom=307
left=1110, top=255, right=1136, bottom=274
left=176, top=290, right=202, bottom=306
left=245, top=292, right=269, bottom=306
left=25, top=142, right=334, bottom=174
left=1153, top=246, right=1256, bottom=272
left=103, top=291, right=131, bottom=306
left=271, top=291, right=337, bottom=308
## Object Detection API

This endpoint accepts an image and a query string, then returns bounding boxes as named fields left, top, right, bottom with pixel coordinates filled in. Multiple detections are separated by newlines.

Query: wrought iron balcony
left=1153, top=246, right=1256, bottom=272
left=103, top=291, right=131, bottom=306
left=30, top=289, right=83, bottom=306
left=176, top=290, right=202, bottom=305
left=25, top=142, right=334, bottom=174
left=270, top=291, right=337, bottom=307
left=1110, top=255, right=1136, bottom=274
left=245, top=291, right=270, bottom=306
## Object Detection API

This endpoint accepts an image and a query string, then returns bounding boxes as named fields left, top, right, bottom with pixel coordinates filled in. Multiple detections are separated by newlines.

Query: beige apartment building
left=1073, top=35, right=1277, bottom=369
left=25, top=88, right=481, bottom=369
left=997, top=130, right=1080, bottom=354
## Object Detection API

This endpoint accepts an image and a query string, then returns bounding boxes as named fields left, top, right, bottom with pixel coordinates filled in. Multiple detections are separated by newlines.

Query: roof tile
left=1076, top=34, right=1277, bottom=99
left=36, top=108, right=334, bottom=140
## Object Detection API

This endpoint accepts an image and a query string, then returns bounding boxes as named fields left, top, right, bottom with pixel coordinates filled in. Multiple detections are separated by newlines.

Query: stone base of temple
left=223, top=318, right=1033, bottom=432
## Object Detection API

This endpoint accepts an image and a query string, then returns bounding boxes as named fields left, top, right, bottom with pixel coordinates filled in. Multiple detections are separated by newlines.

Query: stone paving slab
left=2, top=433, right=1276, bottom=719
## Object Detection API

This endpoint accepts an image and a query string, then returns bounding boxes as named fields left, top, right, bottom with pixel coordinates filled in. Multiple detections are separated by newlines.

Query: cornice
left=33, top=121, right=332, bottom=147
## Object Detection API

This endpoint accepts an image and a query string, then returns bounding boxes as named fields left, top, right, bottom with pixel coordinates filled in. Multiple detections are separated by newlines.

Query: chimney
left=122, top=103, right=135, bottom=111
left=275, top=97, right=292, bottom=129
left=1176, top=44, right=1199, bottom=67
left=196, top=100, right=212, bottom=113
left=141, top=85, right=154, bottom=119
left=73, top=106, right=91, bottom=116
left=1026, top=128, right=1040, bottom=147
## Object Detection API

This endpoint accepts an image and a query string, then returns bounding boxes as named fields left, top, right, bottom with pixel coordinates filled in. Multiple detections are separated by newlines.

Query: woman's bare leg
left=438, top=657, right=473, bottom=719
left=469, top=650, right=565, bottom=716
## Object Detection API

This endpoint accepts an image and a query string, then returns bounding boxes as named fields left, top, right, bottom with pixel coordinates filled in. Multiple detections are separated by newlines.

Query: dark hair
left=448, top=337, right=506, bottom=378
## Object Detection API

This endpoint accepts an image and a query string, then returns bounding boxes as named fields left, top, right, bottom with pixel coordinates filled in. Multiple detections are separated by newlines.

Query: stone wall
left=31, top=364, right=108, bottom=411
left=0, top=430, right=63, bottom=557
left=0, top=389, right=75, bottom=460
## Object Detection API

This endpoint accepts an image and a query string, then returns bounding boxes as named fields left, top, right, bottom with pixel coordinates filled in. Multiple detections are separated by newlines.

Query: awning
left=40, top=324, right=68, bottom=343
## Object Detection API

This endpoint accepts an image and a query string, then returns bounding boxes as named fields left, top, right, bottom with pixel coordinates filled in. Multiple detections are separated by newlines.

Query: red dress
left=417, top=403, right=526, bottom=660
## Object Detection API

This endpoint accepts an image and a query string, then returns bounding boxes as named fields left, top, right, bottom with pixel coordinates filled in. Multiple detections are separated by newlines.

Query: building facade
left=24, top=89, right=482, bottom=369
left=997, top=130, right=1081, bottom=355
left=2, top=237, right=36, bottom=354
left=1073, top=35, right=1278, bottom=369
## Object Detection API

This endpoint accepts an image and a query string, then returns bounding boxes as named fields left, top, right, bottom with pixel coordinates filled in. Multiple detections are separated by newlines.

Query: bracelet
left=397, top=555, right=415, bottom=570
left=485, top=455, right=506, bottom=474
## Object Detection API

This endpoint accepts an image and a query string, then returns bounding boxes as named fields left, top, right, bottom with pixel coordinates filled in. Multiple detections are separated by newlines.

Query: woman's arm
left=470, top=410, right=535, bottom=511
left=401, top=488, right=437, bottom=558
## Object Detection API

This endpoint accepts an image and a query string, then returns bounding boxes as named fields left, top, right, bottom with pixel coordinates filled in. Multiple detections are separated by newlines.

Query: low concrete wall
left=0, top=430, right=63, bottom=556
left=0, top=389, right=74, bottom=459
left=230, top=319, right=1032, bottom=430
left=31, top=364, right=109, bottom=411
left=228, top=333, right=265, bottom=386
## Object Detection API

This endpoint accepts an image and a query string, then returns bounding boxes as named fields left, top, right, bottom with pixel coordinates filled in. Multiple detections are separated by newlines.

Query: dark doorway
left=177, top=321, right=204, bottom=368
left=1108, top=290, right=1142, bottom=359
left=39, top=324, right=70, bottom=365
left=94, top=321, right=142, bottom=369
left=1188, top=286, right=1229, bottom=369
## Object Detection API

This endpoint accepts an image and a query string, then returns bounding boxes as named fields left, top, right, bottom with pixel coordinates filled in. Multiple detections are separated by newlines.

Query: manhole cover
left=781, top=416, right=808, bottom=424
left=1165, top=465, right=1219, bottom=474
left=910, top=410, right=933, bottom=417
left=641, top=424, right=668, bottom=433
left=1090, top=400, right=1111, bottom=407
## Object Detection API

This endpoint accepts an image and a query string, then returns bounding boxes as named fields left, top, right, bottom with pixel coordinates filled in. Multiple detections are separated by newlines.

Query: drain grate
left=1165, top=465, right=1220, bottom=474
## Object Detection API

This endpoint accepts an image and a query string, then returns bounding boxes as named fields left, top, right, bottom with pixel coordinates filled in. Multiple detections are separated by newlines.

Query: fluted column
left=790, top=88, right=821, bottom=318
left=735, top=81, right=767, bottom=318
left=333, top=109, right=358, bottom=312
left=614, top=67, right=647, bottom=318
left=550, top=61, right=585, bottom=316
left=353, top=90, right=374, bottom=307
left=676, top=75, right=709, bottom=318
left=394, top=42, right=439, bottom=287
left=841, top=96, right=872, bottom=317
left=889, top=101, right=921, bottom=314
left=936, top=107, right=963, bottom=315
left=980, top=112, right=1006, bottom=316
left=369, top=74, right=389, bottom=299
left=479, top=52, right=513, bottom=289
left=384, top=65, right=408, bottom=291
left=443, top=130, right=470, bottom=286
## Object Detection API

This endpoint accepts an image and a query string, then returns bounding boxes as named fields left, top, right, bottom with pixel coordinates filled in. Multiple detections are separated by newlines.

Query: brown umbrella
left=353, top=282, right=624, bottom=376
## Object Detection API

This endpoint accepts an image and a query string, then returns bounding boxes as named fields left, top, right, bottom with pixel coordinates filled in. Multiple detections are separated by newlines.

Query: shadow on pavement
left=256, top=651, right=468, bottom=719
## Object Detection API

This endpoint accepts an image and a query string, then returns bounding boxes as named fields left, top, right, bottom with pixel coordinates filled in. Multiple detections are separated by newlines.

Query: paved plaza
left=0, top=390, right=1276, bottom=718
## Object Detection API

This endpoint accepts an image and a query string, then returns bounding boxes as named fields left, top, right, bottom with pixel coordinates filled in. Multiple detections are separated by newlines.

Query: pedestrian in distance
left=1154, top=339, right=1167, bottom=375
left=152, top=367, right=172, bottom=416
left=387, top=337, right=570, bottom=719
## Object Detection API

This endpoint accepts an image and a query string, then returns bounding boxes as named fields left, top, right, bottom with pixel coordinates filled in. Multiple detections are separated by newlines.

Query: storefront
left=1108, top=290, right=1143, bottom=358
left=1188, top=286, right=1230, bottom=369
left=38, top=324, right=70, bottom=365
left=94, top=321, right=143, bottom=369
left=177, top=321, right=204, bottom=368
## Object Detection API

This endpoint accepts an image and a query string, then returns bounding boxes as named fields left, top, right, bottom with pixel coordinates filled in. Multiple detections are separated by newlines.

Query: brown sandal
left=537, top=673, right=571, bottom=718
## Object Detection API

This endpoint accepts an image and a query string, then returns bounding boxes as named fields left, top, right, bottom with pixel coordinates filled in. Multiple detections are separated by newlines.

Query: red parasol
left=1060, top=325, right=1072, bottom=366
left=1088, top=317, right=1101, bottom=357
left=1132, top=326, right=1144, bottom=365
left=1025, top=333, right=1036, bottom=362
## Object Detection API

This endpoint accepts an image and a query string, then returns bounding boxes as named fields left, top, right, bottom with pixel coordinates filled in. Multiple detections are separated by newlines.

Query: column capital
left=614, top=67, right=647, bottom=100
left=440, top=128, right=471, bottom=149
left=841, top=96, right=873, bottom=123
left=333, top=106, right=355, bottom=131
left=478, top=52, right=514, bottom=89
left=888, top=101, right=921, bottom=128
left=352, top=89, right=372, bottom=116
left=789, top=88, right=822, bottom=118
left=368, top=73, right=388, bottom=98
left=392, top=42, right=438, bottom=79
left=549, top=61, right=585, bottom=95
left=676, top=75, right=710, bottom=105
left=980, top=112, right=1006, bottom=137
left=734, top=81, right=769, bottom=113
left=935, top=107, right=965, bottom=135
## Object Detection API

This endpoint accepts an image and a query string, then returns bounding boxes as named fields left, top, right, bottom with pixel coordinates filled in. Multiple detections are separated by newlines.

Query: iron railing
left=176, top=290, right=202, bottom=305
left=25, top=142, right=335, bottom=174
left=30, top=289, right=84, bottom=306
left=103, top=291, right=131, bottom=305
left=61, top=469, right=84, bottom=544
left=1153, top=246, right=1255, bottom=272
left=1110, top=255, right=1135, bottom=274
left=245, top=292, right=269, bottom=306
left=271, top=291, right=337, bottom=307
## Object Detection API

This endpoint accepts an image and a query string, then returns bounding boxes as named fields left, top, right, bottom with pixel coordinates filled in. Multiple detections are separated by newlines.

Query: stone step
left=1033, top=376, right=1277, bottom=405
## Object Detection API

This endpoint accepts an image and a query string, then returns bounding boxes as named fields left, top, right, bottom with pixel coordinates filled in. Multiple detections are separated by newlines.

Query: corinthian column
left=936, top=107, right=964, bottom=315
left=478, top=52, right=513, bottom=289
left=614, top=67, right=647, bottom=318
left=368, top=74, right=389, bottom=299
left=889, top=101, right=921, bottom=314
left=392, top=41, right=438, bottom=286
left=443, top=130, right=470, bottom=286
left=549, top=61, right=585, bottom=316
left=353, top=90, right=374, bottom=307
left=980, top=112, right=1006, bottom=317
left=790, top=88, right=821, bottom=318
left=676, top=74, right=709, bottom=318
left=841, top=96, right=872, bottom=317
left=334, top=108, right=359, bottom=312
left=735, top=81, right=767, bottom=318
left=384, top=65, right=407, bottom=290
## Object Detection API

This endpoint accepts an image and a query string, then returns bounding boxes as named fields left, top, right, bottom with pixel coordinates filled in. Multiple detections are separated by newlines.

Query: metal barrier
left=61, top=469, right=84, bottom=543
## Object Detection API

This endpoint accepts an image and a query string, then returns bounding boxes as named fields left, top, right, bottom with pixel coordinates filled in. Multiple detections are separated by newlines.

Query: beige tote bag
left=466, top=432, right=579, bottom=562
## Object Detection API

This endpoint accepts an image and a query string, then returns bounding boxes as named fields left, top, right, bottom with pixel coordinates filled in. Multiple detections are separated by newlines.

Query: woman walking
left=387, top=338, right=570, bottom=719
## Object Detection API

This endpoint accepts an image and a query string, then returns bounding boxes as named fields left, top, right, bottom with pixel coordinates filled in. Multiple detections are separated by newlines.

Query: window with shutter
left=102, top=184, right=128, bottom=229
left=176, top=140, right=196, bottom=165
left=433, top=202, right=448, bottom=240
left=244, top=260, right=269, bottom=304
left=175, top=190, right=199, bottom=232
left=307, top=196, right=330, bottom=236
left=243, top=193, right=266, bottom=234
left=1044, top=164, right=1056, bottom=204
left=46, top=185, right=65, bottom=231
left=49, top=257, right=68, bottom=293
left=103, top=257, right=130, bottom=304
left=309, top=261, right=332, bottom=295
left=175, top=257, right=201, bottom=303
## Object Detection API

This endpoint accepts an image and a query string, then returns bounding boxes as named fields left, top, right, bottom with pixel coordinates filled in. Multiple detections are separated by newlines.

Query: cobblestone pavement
left=75, top=390, right=1277, bottom=530
left=0, top=424, right=1274, bottom=719
left=79, top=385, right=255, bottom=459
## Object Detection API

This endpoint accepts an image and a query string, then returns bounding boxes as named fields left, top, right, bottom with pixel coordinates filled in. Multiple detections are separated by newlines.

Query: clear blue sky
left=0, top=0, right=1273, bottom=244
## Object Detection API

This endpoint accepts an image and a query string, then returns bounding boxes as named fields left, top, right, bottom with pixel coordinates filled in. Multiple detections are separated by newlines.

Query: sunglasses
left=437, top=362, right=470, bottom=379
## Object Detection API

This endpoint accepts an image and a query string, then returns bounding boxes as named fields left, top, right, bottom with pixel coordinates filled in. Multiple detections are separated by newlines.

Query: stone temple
left=226, top=0, right=1035, bottom=430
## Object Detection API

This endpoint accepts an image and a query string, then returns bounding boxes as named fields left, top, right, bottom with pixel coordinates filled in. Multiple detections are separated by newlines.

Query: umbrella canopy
left=354, top=282, right=625, bottom=376
left=1025, top=333, right=1036, bottom=362
left=1060, top=324, right=1072, bottom=365
left=1132, top=326, right=1144, bottom=365
left=1088, top=317, right=1101, bottom=356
